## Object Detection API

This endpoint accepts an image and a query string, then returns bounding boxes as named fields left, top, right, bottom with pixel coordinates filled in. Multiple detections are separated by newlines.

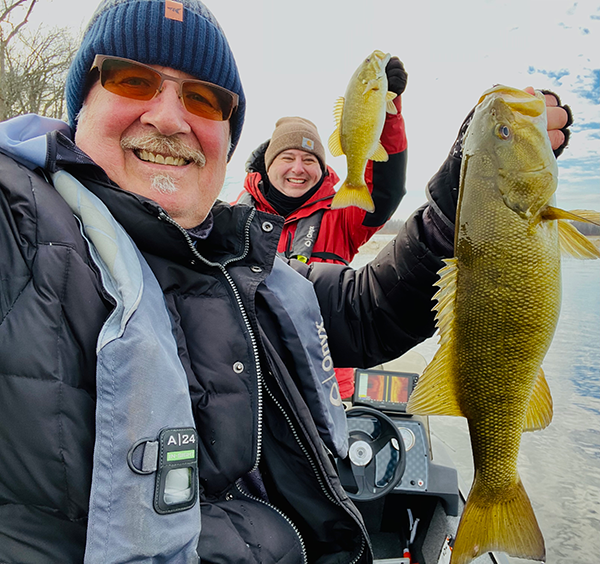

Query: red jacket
left=235, top=98, right=408, bottom=397
left=236, top=97, right=408, bottom=266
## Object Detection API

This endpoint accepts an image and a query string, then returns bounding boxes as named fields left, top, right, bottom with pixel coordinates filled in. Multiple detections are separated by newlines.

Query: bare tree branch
left=2, top=0, right=38, bottom=44
left=2, top=21, right=79, bottom=121
left=0, top=0, right=31, bottom=25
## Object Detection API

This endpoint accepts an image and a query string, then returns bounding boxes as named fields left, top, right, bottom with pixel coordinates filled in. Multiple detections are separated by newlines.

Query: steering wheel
left=337, top=406, right=406, bottom=501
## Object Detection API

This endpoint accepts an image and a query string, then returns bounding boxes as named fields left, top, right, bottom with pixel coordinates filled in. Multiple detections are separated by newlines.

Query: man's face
left=75, top=64, right=230, bottom=229
left=267, top=149, right=323, bottom=198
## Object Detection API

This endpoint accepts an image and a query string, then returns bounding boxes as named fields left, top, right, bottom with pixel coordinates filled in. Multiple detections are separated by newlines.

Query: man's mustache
left=121, top=133, right=206, bottom=167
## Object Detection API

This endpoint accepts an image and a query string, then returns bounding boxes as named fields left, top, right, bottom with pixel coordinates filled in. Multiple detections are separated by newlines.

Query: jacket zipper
left=158, top=209, right=264, bottom=471
left=159, top=210, right=366, bottom=564
left=232, top=482, right=308, bottom=564
left=262, top=378, right=367, bottom=564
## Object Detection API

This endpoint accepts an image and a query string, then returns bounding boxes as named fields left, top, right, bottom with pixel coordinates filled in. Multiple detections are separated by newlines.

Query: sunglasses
left=90, top=55, right=239, bottom=121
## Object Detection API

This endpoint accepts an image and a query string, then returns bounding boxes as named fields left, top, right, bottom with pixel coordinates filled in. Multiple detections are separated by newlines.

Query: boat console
left=338, top=353, right=503, bottom=564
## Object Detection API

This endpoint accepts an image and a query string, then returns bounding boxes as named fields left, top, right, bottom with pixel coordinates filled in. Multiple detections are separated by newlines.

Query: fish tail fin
left=451, top=477, right=545, bottom=564
left=331, top=180, right=375, bottom=212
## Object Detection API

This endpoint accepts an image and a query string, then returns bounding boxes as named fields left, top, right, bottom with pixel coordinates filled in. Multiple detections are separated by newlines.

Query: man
left=0, top=0, right=571, bottom=563
left=237, top=56, right=407, bottom=267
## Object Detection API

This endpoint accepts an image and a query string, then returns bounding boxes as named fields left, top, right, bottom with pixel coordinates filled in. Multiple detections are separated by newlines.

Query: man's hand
left=386, top=57, right=408, bottom=96
left=525, top=86, right=573, bottom=156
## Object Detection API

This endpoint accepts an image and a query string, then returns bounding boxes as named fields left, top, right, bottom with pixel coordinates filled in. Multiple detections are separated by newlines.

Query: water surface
left=354, top=238, right=600, bottom=563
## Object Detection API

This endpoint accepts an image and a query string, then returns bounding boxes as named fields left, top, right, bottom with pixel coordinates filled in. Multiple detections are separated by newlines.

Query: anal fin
left=523, top=368, right=553, bottom=431
left=369, top=142, right=389, bottom=162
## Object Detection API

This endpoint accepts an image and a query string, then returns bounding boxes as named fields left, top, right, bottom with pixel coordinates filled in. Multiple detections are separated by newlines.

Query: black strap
left=285, top=209, right=326, bottom=263
left=236, top=192, right=256, bottom=206
left=237, top=192, right=346, bottom=264
left=310, top=251, right=349, bottom=266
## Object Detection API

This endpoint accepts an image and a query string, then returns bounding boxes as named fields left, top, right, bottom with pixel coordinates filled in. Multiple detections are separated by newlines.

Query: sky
left=25, top=0, right=600, bottom=220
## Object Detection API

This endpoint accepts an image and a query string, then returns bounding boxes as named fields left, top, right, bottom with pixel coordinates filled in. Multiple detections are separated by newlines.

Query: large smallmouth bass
left=328, top=50, right=397, bottom=212
left=407, top=85, right=600, bottom=564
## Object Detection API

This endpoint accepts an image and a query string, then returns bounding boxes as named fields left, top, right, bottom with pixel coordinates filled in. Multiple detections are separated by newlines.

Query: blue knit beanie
left=65, top=0, right=245, bottom=160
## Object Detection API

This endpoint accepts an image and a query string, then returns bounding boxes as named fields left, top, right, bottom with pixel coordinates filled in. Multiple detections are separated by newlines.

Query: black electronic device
left=352, top=368, right=419, bottom=413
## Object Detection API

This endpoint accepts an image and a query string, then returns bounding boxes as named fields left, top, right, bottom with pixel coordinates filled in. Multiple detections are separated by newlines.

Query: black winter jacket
left=0, top=130, right=453, bottom=563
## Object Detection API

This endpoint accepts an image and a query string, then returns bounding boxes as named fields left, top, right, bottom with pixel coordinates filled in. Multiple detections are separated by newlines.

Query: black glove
left=385, top=57, right=408, bottom=96
left=541, top=89, right=573, bottom=158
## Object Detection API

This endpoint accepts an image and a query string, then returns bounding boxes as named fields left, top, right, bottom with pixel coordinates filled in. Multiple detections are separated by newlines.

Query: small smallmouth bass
left=328, top=50, right=397, bottom=212
left=407, top=85, right=600, bottom=564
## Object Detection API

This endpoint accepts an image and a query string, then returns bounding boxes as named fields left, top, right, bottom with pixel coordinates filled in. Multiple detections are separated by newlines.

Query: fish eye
left=496, top=124, right=511, bottom=140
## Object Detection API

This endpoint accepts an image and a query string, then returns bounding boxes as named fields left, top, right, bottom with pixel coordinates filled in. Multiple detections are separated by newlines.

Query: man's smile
left=134, top=149, right=189, bottom=166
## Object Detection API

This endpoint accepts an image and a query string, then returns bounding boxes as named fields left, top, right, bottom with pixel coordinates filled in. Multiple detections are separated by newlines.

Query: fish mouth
left=367, top=50, right=391, bottom=77
left=479, top=85, right=545, bottom=118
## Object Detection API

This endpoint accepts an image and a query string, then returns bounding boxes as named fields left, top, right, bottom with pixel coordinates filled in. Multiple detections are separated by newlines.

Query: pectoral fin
left=523, top=368, right=553, bottom=432
left=386, top=91, right=398, bottom=114
left=557, top=221, right=600, bottom=259
left=541, top=207, right=600, bottom=259
left=369, top=142, right=389, bottom=162
left=407, top=259, right=465, bottom=418
left=542, top=207, right=600, bottom=225
left=363, top=79, right=380, bottom=95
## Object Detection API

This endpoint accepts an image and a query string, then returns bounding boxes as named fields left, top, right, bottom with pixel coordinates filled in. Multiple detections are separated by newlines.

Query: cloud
left=28, top=0, right=600, bottom=218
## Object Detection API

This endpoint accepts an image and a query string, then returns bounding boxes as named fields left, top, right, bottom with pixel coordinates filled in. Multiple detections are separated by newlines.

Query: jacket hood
left=0, top=114, right=71, bottom=169
left=243, top=140, right=340, bottom=216
left=245, top=139, right=270, bottom=176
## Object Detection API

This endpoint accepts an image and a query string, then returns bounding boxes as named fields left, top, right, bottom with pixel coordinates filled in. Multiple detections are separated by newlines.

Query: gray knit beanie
left=264, top=117, right=326, bottom=171
left=65, top=0, right=245, bottom=160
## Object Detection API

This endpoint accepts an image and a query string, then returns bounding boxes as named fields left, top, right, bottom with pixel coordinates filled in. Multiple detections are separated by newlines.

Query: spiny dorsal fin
left=332, top=96, right=344, bottom=128
left=328, top=98, right=345, bottom=158
left=557, top=220, right=600, bottom=259
left=369, top=142, right=389, bottom=162
left=407, top=259, right=465, bottom=417
left=523, top=368, right=553, bottom=432
left=386, top=91, right=397, bottom=114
